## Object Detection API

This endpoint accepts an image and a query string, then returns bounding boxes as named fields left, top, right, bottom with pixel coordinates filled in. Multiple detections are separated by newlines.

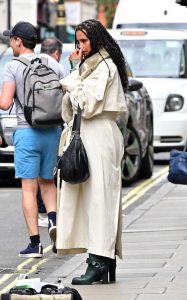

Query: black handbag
left=57, top=105, right=90, bottom=184
left=168, top=143, right=187, bottom=184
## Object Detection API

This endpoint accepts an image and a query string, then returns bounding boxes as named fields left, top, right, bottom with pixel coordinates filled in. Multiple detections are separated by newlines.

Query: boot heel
left=109, top=258, right=116, bottom=282
left=101, top=271, right=109, bottom=284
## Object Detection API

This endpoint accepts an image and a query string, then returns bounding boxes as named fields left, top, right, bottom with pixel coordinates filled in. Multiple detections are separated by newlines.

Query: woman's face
left=76, top=30, right=91, bottom=58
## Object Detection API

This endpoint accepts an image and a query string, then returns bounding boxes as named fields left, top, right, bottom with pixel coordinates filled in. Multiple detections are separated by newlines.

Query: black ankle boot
left=71, top=254, right=109, bottom=285
left=109, top=257, right=116, bottom=282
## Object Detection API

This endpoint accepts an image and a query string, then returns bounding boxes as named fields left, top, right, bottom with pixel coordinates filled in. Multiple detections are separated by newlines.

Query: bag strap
left=72, top=105, right=82, bottom=134
left=11, top=57, right=30, bottom=114
left=61, top=287, right=83, bottom=300
left=76, top=105, right=82, bottom=133
left=13, top=56, right=48, bottom=71
left=40, top=56, right=48, bottom=65
left=13, top=57, right=30, bottom=66
left=40, top=284, right=58, bottom=294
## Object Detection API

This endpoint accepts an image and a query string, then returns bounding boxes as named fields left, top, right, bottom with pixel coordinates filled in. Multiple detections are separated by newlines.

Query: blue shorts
left=13, top=127, right=61, bottom=179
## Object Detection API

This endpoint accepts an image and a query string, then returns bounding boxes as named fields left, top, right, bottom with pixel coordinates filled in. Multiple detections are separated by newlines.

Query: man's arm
left=0, top=81, right=16, bottom=110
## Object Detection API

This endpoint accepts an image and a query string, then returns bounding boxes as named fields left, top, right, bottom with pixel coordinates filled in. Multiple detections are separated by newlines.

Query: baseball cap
left=3, top=21, right=37, bottom=41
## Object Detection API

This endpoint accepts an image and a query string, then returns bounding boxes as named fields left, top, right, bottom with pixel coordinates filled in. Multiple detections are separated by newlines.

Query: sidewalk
left=46, top=178, right=187, bottom=300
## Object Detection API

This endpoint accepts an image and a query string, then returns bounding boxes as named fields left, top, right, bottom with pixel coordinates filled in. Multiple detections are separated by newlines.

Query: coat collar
left=79, top=48, right=110, bottom=80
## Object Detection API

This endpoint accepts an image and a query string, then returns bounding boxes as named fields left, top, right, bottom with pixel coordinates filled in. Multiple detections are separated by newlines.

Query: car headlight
left=165, top=94, right=184, bottom=112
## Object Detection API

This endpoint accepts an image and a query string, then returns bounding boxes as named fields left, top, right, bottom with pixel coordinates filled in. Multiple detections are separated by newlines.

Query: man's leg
left=38, top=177, right=57, bottom=253
left=38, top=178, right=57, bottom=213
left=19, top=178, right=43, bottom=258
left=22, top=178, right=38, bottom=236
left=37, top=186, right=48, bottom=228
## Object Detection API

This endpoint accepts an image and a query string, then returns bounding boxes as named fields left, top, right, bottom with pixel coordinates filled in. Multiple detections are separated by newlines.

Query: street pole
left=7, top=0, right=11, bottom=28
left=55, top=0, right=67, bottom=42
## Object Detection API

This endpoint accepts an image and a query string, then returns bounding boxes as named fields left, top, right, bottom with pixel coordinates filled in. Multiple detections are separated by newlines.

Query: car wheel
left=140, top=122, right=154, bottom=179
left=121, top=124, right=142, bottom=186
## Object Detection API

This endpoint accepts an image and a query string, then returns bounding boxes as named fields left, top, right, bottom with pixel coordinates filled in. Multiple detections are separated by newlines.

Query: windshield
left=118, top=39, right=185, bottom=78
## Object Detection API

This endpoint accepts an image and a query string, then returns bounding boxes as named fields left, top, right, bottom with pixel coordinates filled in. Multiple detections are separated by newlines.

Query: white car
left=109, top=28, right=187, bottom=152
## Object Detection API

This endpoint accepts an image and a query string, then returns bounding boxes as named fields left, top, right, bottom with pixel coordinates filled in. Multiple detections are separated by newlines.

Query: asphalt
left=45, top=177, right=187, bottom=300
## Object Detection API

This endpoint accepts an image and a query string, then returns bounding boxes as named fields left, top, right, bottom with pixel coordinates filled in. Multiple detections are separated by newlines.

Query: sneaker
left=38, top=213, right=48, bottom=227
left=19, top=243, right=43, bottom=258
left=48, top=219, right=57, bottom=254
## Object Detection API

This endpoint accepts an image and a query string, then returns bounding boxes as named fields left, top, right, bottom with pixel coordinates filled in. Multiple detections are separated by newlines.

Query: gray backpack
left=14, top=57, right=63, bottom=128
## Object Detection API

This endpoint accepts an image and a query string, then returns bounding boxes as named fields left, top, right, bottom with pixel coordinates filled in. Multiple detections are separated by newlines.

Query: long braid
left=75, top=19, right=129, bottom=92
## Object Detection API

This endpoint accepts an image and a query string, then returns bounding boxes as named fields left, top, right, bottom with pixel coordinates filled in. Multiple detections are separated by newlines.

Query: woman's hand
left=69, top=48, right=83, bottom=61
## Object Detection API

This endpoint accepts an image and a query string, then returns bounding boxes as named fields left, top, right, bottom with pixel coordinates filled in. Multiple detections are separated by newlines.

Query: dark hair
left=75, top=19, right=128, bottom=92
left=41, top=37, right=62, bottom=54
left=13, top=36, right=37, bottom=49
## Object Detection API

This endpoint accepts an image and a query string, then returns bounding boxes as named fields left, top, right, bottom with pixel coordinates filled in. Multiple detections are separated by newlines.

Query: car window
left=0, top=52, right=13, bottom=87
left=60, top=49, right=72, bottom=74
left=0, top=50, right=14, bottom=115
left=118, top=39, right=184, bottom=78
left=179, top=46, right=185, bottom=76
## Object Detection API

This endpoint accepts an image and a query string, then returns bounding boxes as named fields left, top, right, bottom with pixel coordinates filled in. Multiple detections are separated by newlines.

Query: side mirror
left=128, top=78, right=143, bottom=92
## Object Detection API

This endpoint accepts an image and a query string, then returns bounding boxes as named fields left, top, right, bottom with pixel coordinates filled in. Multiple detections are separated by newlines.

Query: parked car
left=0, top=43, right=153, bottom=186
left=109, top=28, right=187, bottom=153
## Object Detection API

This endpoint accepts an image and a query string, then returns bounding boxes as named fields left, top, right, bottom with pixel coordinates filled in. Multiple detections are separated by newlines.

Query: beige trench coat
left=56, top=49, right=128, bottom=259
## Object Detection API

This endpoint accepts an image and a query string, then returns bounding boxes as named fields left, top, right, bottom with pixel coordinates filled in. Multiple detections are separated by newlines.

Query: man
left=0, top=21, right=63, bottom=258
left=41, top=37, right=63, bottom=63
left=37, top=37, right=65, bottom=228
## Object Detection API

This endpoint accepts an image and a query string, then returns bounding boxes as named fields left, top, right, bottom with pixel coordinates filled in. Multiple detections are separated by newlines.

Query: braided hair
left=75, top=19, right=128, bottom=92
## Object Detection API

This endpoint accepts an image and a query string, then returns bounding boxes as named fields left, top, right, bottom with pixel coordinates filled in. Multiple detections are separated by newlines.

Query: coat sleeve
left=61, top=68, right=111, bottom=119
left=81, top=67, right=110, bottom=119
left=61, top=92, right=73, bottom=123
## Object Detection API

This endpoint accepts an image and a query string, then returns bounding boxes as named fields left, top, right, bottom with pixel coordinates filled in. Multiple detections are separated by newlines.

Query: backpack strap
left=40, top=56, right=48, bottom=65
left=12, top=56, right=30, bottom=66
left=13, top=56, right=47, bottom=67
left=8, top=57, right=25, bottom=114
left=11, top=56, right=38, bottom=111
left=10, top=56, right=49, bottom=115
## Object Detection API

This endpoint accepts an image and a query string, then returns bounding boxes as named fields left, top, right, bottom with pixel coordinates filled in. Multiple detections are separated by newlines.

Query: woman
left=57, top=19, right=129, bottom=285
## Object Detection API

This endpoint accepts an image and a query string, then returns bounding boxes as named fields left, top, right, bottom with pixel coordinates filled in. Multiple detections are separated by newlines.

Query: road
left=0, top=152, right=169, bottom=293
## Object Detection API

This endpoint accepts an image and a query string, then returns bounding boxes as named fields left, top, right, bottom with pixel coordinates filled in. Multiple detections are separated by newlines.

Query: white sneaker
left=38, top=213, right=48, bottom=227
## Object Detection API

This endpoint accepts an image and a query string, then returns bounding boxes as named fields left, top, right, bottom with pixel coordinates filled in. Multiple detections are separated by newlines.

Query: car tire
left=140, top=122, right=154, bottom=179
left=121, top=124, right=142, bottom=187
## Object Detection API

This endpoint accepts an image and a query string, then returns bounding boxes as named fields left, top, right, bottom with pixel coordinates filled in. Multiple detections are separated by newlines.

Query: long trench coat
left=56, top=49, right=129, bottom=259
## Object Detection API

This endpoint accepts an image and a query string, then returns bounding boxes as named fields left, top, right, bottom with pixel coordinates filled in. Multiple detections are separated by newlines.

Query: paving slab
left=45, top=180, right=187, bottom=299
